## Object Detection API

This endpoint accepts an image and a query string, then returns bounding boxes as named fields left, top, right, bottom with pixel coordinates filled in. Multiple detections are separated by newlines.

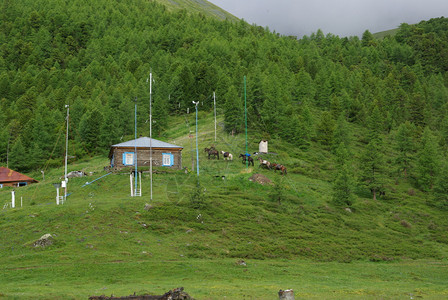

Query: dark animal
left=208, top=149, right=219, bottom=159
left=274, top=164, right=287, bottom=175
left=239, top=154, right=254, bottom=166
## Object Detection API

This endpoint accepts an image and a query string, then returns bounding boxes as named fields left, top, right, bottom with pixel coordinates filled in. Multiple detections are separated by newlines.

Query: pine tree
left=394, top=121, right=416, bottom=178
left=79, top=107, right=104, bottom=153
left=332, top=143, right=355, bottom=206
left=223, top=85, right=243, bottom=134
left=415, top=127, right=440, bottom=192
left=332, top=114, right=351, bottom=152
left=9, top=137, right=28, bottom=171
left=432, top=161, right=448, bottom=209
left=316, top=111, right=335, bottom=148
left=359, top=137, right=385, bottom=201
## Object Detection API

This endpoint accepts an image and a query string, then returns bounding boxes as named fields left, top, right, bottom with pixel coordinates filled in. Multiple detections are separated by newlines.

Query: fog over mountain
left=209, top=0, right=448, bottom=37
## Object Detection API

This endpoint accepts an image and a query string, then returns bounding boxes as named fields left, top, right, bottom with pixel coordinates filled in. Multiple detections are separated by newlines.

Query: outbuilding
left=108, top=137, right=183, bottom=170
left=259, top=140, right=268, bottom=154
left=0, top=167, right=38, bottom=188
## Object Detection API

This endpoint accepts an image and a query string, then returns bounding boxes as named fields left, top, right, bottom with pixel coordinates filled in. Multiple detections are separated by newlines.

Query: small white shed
left=259, top=140, right=268, bottom=153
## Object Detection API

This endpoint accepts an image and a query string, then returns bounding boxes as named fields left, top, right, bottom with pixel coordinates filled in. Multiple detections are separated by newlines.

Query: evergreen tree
left=316, top=111, right=335, bottom=148
left=394, top=121, right=416, bottom=178
left=223, top=85, right=243, bottom=134
left=332, top=143, right=355, bottom=206
left=79, top=107, right=104, bottom=153
left=332, top=114, right=351, bottom=152
left=432, top=161, right=448, bottom=209
left=415, top=127, right=440, bottom=191
left=9, top=138, right=28, bottom=171
left=359, top=137, right=385, bottom=201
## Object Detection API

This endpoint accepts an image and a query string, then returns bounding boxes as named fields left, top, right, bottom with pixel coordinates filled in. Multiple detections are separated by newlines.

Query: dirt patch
left=89, top=287, right=194, bottom=300
left=249, top=173, right=272, bottom=185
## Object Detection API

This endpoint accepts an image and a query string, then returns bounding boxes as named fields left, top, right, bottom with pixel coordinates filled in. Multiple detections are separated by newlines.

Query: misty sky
left=209, top=0, right=448, bottom=37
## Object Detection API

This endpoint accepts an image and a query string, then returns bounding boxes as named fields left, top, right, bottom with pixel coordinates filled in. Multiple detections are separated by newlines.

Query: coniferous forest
left=1, top=0, right=448, bottom=208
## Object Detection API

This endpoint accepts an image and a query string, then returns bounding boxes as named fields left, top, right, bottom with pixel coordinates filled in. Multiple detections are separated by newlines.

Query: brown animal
left=274, top=164, right=287, bottom=175
left=258, top=157, right=271, bottom=169
left=208, top=149, right=219, bottom=159
left=239, top=154, right=254, bottom=166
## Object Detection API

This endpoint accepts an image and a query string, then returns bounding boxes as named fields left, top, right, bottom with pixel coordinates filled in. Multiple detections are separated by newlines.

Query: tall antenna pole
left=149, top=72, right=153, bottom=201
left=6, top=137, right=9, bottom=169
left=244, top=76, right=248, bottom=169
left=193, top=101, right=200, bottom=176
left=63, top=104, right=69, bottom=202
left=134, top=97, right=138, bottom=195
left=214, top=91, right=217, bottom=142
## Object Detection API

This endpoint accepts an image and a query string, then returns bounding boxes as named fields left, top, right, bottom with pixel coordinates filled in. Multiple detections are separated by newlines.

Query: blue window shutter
left=123, top=152, right=134, bottom=166
left=162, top=153, right=174, bottom=167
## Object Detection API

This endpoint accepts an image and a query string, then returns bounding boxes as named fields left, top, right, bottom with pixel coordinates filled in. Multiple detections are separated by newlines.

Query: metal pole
left=64, top=105, right=69, bottom=201
left=149, top=72, right=153, bottom=201
left=244, top=76, right=248, bottom=169
left=214, top=91, right=217, bottom=142
left=134, top=97, right=138, bottom=195
left=193, top=101, right=200, bottom=176
left=6, top=137, right=9, bottom=169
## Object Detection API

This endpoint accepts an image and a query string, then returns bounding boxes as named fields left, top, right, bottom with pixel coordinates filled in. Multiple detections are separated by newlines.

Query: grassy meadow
left=1, top=112, right=447, bottom=299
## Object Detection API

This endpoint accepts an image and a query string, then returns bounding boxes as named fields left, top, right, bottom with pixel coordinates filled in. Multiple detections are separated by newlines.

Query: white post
left=139, top=171, right=142, bottom=197
left=61, top=180, right=66, bottom=204
left=11, top=190, right=15, bottom=208
left=214, top=92, right=217, bottom=142
left=56, top=187, right=60, bottom=205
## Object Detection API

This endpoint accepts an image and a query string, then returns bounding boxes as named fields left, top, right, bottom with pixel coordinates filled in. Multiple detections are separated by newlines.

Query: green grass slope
left=154, top=0, right=238, bottom=21
left=1, top=112, right=448, bottom=299
left=373, top=28, right=400, bottom=39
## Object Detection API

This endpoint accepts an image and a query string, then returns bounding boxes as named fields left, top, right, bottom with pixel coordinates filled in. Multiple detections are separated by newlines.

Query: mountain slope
left=154, top=0, right=238, bottom=21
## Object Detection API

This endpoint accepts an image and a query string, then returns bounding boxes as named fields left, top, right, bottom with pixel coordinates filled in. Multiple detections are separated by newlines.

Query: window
left=162, top=153, right=174, bottom=167
left=123, top=152, right=134, bottom=166
left=0, top=184, right=3, bottom=188
left=18, top=182, right=27, bottom=187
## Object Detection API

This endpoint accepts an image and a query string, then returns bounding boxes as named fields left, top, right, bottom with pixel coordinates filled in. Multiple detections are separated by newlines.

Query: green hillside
left=1, top=112, right=448, bottom=298
left=153, top=0, right=238, bottom=21
left=373, top=28, right=399, bottom=39
left=1, top=0, right=448, bottom=298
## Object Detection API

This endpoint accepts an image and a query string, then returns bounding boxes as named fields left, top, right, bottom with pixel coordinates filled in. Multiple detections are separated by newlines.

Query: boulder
left=278, top=289, right=294, bottom=300
left=33, top=234, right=54, bottom=248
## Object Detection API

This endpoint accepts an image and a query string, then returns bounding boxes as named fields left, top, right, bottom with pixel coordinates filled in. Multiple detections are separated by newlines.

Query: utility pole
left=244, top=76, right=248, bottom=169
left=64, top=104, right=69, bottom=203
left=214, top=91, right=217, bottom=142
left=6, top=137, right=9, bottom=169
left=134, top=97, right=138, bottom=195
left=149, top=72, right=153, bottom=201
left=193, top=101, right=200, bottom=176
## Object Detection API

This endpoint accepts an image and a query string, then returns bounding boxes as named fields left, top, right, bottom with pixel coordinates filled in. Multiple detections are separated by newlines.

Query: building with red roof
left=0, top=167, right=38, bottom=188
